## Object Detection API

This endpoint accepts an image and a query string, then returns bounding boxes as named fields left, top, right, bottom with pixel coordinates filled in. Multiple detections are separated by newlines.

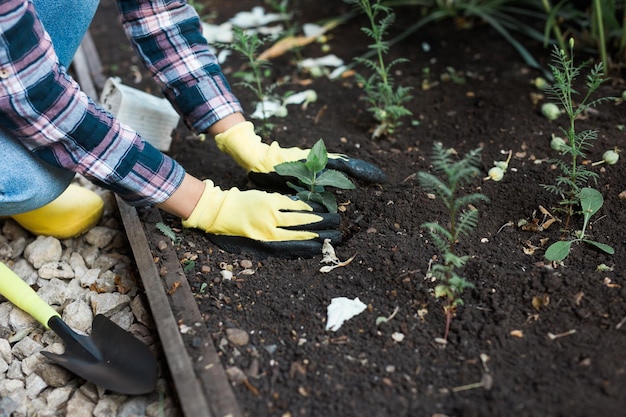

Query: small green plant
left=544, top=187, right=614, bottom=262
left=229, top=27, right=276, bottom=135
left=182, top=259, right=196, bottom=272
left=356, top=0, right=547, bottom=76
left=541, top=39, right=614, bottom=231
left=267, top=0, right=302, bottom=59
left=418, top=143, right=489, bottom=340
left=274, top=139, right=355, bottom=213
left=156, top=222, right=181, bottom=245
left=346, top=0, right=413, bottom=139
left=541, top=0, right=626, bottom=73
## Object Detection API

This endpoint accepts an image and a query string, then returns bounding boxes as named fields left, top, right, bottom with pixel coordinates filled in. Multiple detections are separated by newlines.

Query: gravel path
left=0, top=177, right=180, bottom=417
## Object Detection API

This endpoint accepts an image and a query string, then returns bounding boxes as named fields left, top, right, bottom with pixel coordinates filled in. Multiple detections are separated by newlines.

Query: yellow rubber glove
left=182, top=180, right=341, bottom=258
left=214, top=121, right=386, bottom=189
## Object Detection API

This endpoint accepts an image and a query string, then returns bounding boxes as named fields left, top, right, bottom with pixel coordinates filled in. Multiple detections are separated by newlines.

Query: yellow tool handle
left=0, top=262, right=60, bottom=328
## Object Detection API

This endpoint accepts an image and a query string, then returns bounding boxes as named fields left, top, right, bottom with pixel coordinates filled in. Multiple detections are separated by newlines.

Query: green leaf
left=319, top=191, right=338, bottom=213
left=275, top=161, right=314, bottom=185
left=297, top=190, right=318, bottom=203
left=183, top=260, right=196, bottom=271
left=579, top=187, right=604, bottom=233
left=434, top=284, right=450, bottom=299
left=305, top=140, right=328, bottom=173
left=316, top=170, right=356, bottom=189
left=579, top=187, right=603, bottom=217
left=582, top=240, right=615, bottom=255
left=286, top=181, right=305, bottom=193
left=545, top=241, right=573, bottom=261
left=155, top=222, right=181, bottom=245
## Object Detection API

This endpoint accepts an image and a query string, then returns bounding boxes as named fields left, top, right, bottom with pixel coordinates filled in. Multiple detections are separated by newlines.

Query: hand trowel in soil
left=0, top=262, right=157, bottom=395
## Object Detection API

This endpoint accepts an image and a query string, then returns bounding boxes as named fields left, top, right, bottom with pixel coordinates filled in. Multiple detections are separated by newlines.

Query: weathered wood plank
left=137, top=205, right=244, bottom=417
left=72, top=41, right=97, bottom=99
left=117, top=198, right=213, bottom=417
left=78, top=31, right=107, bottom=90
left=119, top=200, right=244, bottom=417
left=72, top=32, right=107, bottom=99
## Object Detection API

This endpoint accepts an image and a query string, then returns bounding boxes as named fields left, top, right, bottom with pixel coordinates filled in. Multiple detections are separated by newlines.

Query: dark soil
left=91, top=1, right=626, bottom=416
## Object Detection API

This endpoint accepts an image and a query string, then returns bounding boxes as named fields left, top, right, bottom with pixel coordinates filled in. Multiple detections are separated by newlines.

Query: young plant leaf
left=582, top=240, right=615, bottom=255
left=286, top=181, right=305, bottom=193
left=274, top=139, right=354, bottom=213
left=320, top=191, right=338, bottom=213
left=156, top=222, right=181, bottom=245
left=297, top=190, right=319, bottom=203
left=545, top=240, right=573, bottom=261
left=275, top=161, right=315, bottom=185
left=316, top=170, right=356, bottom=189
left=305, top=140, right=329, bottom=173
left=579, top=187, right=603, bottom=215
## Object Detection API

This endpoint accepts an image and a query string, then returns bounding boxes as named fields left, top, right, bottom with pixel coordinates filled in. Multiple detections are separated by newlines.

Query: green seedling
left=541, top=39, right=614, bottom=230
left=274, top=139, right=355, bottom=213
left=418, top=143, right=489, bottom=340
left=542, top=0, right=626, bottom=77
left=155, top=222, right=181, bottom=245
left=182, top=259, right=196, bottom=272
left=267, top=0, right=302, bottom=59
left=346, top=0, right=412, bottom=139
left=355, top=0, right=547, bottom=77
left=229, top=27, right=277, bottom=136
left=544, top=187, right=614, bottom=262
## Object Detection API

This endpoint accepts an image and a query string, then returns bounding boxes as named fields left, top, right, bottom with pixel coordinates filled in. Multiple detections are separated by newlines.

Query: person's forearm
left=156, top=173, right=206, bottom=220
left=157, top=113, right=247, bottom=220
left=117, top=0, right=243, bottom=133
left=206, top=112, right=246, bottom=136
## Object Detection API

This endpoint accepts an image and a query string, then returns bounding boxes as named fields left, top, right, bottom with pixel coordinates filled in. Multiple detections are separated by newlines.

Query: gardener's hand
left=181, top=180, right=341, bottom=258
left=214, top=121, right=386, bottom=190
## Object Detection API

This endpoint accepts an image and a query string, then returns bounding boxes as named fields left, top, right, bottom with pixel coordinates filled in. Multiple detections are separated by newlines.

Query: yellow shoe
left=11, top=184, right=104, bottom=239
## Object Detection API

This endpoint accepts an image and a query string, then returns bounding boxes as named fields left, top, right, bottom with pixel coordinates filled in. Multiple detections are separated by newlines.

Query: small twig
left=402, top=172, right=417, bottom=183
left=376, top=306, right=400, bottom=326
left=451, top=381, right=485, bottom=392
left=547, top=329, right=577, bottom=340
left=496, top=221, right=514, bottom=235
left=314, top=104, right=327, bottom=124
left=451, top=374, right=493, bottom=392
left=319, top=253, right=357, bottom=273
left=479, top=353, right=490, bottom=373
left=616, top=315, right=626, bottom=330
left=397, top=269, right=419, bottom=279
left=242, top=378, right=260, bottom=396
left=387, top=306, right=400, bottom=321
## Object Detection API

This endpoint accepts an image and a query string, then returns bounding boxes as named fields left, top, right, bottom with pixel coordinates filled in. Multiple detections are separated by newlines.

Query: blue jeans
left=0, top=0, right=100, bottom=215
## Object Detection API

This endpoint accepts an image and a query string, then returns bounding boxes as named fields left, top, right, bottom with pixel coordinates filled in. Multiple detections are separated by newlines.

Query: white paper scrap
left=325, top=297, right=367, bottom=332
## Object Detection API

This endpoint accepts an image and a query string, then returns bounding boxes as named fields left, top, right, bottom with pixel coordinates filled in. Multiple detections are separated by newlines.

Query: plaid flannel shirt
left=0, top=0, right=242, bottom=206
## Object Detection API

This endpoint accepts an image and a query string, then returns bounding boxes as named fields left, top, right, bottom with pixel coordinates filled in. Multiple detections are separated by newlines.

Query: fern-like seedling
left=418, top=143, right=489, bottom=340
left=541, top=39, right=614, bottom=230
left=156, top=222, right=181, bottom=246
left=229, top=27, right=277, bottom=136
left=346, top=0, right=412, bottom=139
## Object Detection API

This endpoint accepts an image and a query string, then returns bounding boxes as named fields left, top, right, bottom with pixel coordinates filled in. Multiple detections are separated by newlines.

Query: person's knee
left=0, top=171, right=74, bottom=216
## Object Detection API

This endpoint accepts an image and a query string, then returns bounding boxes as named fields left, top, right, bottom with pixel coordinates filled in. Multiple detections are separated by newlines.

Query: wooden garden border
left=118, top=201, right=242, bottom=417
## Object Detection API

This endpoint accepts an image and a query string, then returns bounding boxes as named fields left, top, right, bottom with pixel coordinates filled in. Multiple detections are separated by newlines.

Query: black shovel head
left=41, top=314, right=157, bottom=395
